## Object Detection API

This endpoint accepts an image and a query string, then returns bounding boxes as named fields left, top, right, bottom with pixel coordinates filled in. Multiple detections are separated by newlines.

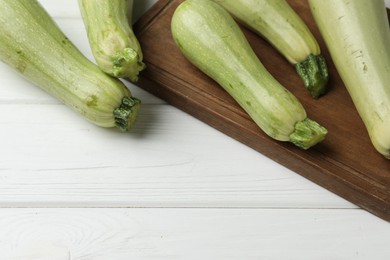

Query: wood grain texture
left=133, top=0, right=390, bottom=221
left=1, top=208, right=390, bottom=260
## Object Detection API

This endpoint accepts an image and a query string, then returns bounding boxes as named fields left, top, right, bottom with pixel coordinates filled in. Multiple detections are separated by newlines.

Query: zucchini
left=0, top=0, right=140, bottom=131
left=78, top=0, right=145, bottom=82
left=171, top=0, right=327, bottom=149
left=211, top=0, right=329, bottom=98
left=309, top=0, right=390, bottom=159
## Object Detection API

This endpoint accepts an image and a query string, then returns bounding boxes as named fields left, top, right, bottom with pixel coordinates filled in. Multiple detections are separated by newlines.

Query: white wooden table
left=1, top=0, right=390, bottom=259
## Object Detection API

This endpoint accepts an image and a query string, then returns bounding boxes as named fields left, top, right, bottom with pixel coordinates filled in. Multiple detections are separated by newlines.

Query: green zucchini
left=0, top=0, right=140, bottom=131
left=309, top=0, right=390, bottom=159
left=211, top=0, right=329, bottom=98
left=78, top=0, right=145, bottom=82
left=171, top=0, right=327, bottom=149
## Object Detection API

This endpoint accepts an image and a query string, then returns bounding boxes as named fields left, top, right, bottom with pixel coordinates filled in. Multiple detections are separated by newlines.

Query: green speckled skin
left=78, top=0, right=145, bottom=81
left=212, top=0, right=329, bottom=98
left=171, top=0, right=327, bottom=148
left=212, top=0, right=320, bottom=63
left=0, top=0, right=140, bottom=130
left=309, top=0, right=390, bottom=158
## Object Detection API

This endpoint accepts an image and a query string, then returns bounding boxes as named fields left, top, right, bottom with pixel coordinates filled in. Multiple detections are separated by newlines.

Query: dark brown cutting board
left=133, top=0, right=390, bottom=221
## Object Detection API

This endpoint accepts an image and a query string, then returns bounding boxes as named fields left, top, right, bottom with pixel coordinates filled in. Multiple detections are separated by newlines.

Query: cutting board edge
left=133, top=0, right=390, bottom=221
left=137, top=72, right=390, bottom=222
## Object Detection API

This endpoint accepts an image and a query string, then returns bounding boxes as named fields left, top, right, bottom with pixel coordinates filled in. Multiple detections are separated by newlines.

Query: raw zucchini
left=212, top=0, right=329, bottom=98
left=78, top=0, right=145, bottom=82
left=0, top=0, right=140, bottom=131
left=309, top=0, right=390, bottom=158
left=171, top=0, right=327, bottom=149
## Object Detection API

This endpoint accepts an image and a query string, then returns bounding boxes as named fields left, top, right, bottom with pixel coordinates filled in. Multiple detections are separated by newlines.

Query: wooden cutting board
left=133, top=0, right=390, bottom=221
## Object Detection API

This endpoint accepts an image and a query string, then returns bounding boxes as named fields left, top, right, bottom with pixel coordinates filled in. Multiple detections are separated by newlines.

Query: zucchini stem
left=295, top=54, right=328, bottom=98
left=112, top=47, right=146, bottom=82
left=113, top=96, right=141, bottom=131
left=289, top=118, right=328, bottom=149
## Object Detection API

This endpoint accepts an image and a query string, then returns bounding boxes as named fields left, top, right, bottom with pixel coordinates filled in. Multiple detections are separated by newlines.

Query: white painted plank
left=0, top=208, right=389, bottom=260
left=0, top=103, right=353, bottom=208
left=0, top=6, right=354, bottom=210
left=0, top=13, right=353, bottom=209
left=1, top=0, right=384, bottom=212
